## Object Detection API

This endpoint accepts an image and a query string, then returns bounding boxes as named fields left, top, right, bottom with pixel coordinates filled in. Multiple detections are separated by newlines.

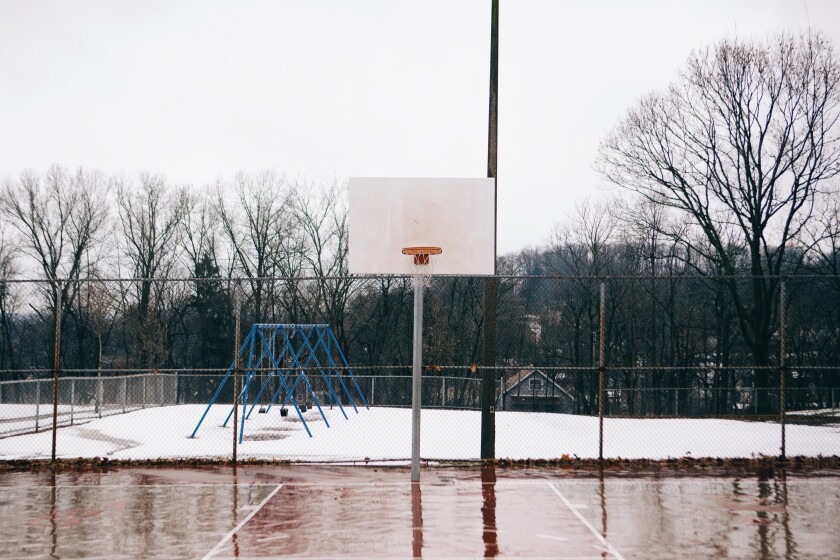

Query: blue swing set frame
left=190, top=323, right=368, bottom=443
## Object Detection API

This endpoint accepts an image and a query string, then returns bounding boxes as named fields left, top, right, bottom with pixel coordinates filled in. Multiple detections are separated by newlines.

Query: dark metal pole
left=232, top=284, right=241, bottom=464
left=599, top=282, right=605, bottom=462
left=481, top=0, right=499, bottom=462
left=780, top=281, right=786, bottom=460
left=51, top=280, right=62, bottom=463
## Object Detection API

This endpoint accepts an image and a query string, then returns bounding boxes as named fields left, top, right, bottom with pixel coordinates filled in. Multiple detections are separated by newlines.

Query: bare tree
left=116, top=173, right=187, bottom=366
left=76, top=274, right=120, bottom=412
left=810, top=182, right=840, bottom=275
left=0, top=166, right=107, bottom=366
left=598, top=34, right=840, bottom=411
left=0, top=227, right=17, bottom=370
left=215, top=172, right=293, bottom=322
left=546, top=200, right=617, bottom=414
left=293, top=183, right=356, bottom=346
left=181, top=190, right=223, bottom=275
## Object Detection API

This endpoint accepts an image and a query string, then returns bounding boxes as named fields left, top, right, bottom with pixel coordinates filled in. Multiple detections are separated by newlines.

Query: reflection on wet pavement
left=411, top=482, right=422, bottom=558
left=0, top=465, right=838, bottom=559
left=3, top=471, right=277, bottom=559
left=481, top=464, right=499, bottom=558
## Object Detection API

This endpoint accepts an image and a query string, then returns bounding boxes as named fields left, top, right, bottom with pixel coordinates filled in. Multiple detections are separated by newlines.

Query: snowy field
left=0, top=404, right=837, bottom=462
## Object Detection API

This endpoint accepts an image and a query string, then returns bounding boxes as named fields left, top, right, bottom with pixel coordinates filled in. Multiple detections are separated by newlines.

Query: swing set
left=190, top=323, right=368, bottom=443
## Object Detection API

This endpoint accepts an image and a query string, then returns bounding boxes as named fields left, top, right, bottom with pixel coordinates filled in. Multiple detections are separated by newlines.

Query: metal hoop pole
left=411, top=275, right=424, bottom=482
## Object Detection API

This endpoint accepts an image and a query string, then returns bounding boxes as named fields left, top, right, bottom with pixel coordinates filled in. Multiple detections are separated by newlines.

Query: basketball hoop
left=402, top=246, right=442, bottom=287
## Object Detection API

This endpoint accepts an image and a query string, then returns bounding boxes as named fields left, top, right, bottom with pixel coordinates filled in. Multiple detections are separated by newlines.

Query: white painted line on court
left=535, top=478, right=840, bottom=485
left=201, top=483, right=284, bottom=560
left=537, top=533, right=569, bottom=541
left=255, top=534, right=289, bottom=543
left=547, top=482, right=627, bottom=560
left=18, top=483, right=281, bottom=490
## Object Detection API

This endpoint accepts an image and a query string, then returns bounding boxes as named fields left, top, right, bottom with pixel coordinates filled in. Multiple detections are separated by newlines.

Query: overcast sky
left=1, top=0, right=839, bottom=255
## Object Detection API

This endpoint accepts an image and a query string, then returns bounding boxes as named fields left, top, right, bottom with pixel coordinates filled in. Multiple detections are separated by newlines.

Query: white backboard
left=349, top=177, right=496, bottom=275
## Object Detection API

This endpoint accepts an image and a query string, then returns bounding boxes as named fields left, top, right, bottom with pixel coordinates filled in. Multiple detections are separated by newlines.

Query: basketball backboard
left=348, top=177, right=496, bottom=275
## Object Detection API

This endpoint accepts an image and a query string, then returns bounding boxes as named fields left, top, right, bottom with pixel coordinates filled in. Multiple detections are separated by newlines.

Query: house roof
left=502, top=369, right=573, bottom=399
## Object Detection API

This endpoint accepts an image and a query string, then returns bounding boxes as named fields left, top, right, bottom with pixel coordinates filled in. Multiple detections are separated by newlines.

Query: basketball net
left=402, top=247, right=442, bottom=288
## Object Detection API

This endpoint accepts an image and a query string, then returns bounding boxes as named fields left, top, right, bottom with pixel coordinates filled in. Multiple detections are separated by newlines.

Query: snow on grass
left=0, top=403, right=152, bottom=438
left=788, top=408, right=839, bottom=417
left=0, top=404, right=837, bottom=461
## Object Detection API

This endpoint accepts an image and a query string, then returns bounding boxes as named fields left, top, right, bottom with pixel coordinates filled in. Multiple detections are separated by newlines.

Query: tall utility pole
left=481, top=0, right=499, bottom=461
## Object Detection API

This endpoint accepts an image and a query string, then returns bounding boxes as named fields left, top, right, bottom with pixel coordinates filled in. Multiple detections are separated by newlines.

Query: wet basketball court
left=1, top=465, right=838, bottom=559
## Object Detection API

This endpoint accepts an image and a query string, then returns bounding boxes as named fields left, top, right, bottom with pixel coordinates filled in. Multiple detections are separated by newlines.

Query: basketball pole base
left=411, top=275, right=423, bottom=482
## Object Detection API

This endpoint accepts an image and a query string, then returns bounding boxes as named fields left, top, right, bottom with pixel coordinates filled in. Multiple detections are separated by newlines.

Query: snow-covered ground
left=0, top=404, right=837, bottom=461
left=0, top=403, right=149, bottom=438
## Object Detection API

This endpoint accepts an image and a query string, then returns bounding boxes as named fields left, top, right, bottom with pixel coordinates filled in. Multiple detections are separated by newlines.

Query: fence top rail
left=3, top=273, right=840, bottom=284
left=0, top=372, right=179, bottom=382
left=252, top=323, right=330, bottom=328
left=3, top=365, right=840, bottom=378
left=3, top=364, right=840, bottom=381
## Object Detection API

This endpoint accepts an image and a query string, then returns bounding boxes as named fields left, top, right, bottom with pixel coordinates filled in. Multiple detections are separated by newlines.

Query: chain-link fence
left=0, top=374, right=176, bottom=438
left=0, top=275, right=838, bottom=462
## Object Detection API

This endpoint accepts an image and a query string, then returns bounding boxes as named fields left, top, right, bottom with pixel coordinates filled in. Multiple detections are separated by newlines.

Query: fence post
left=142, top=375, right=147, bottom=409
left=232, top=283, right=241, bottom=465
left=97, top=375, right=103, bottom=419
left=371, top=376, right=375, bottom=407
left=674, top=388, right=678, bottom=417
left=51, top=279, right=62, bottom=463
left=780, top=281, right=786, bottom=460
left=70, top=379, right=75, bottom=425
left=35, top=380, right=41, bottom=432
left=599, top=282, right=606, bottom=462
left=122, top=377, right=127, bottom=413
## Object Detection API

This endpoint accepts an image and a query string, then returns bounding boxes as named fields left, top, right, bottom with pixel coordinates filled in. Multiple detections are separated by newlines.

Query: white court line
left=536, top=478, right=840, bottom=485
left=201, top=483, right=284, bottom=560
left=547, top=482, right=627, bottom=560
left=537, top=533, right=569, bottom=541
left=7, top=483, right=280, bottom=490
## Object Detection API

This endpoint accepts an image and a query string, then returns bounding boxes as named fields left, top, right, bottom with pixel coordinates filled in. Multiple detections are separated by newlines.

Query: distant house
left=498, top=369, right=574, bottom=413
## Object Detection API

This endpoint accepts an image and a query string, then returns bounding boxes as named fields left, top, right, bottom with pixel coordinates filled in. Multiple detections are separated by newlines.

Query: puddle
left=0, top=466, right=837, bottom=558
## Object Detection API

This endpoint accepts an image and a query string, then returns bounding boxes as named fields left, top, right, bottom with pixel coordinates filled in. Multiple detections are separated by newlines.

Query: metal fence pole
left=35, top=380, right=41, bottom=432
left=599, top=282, right=606, bottom=462
left=97, top=374, right=103, bottom=418
left=122, top=377, right=127, bottom=413
left=70, top=379, right=75, bottom=425
left=51, top=279, right=62, bottom=462
left=674, top=388, right=678, bottom=417
left=371, top=376, right=375, bottom=406
left=780, top=281, right=787, bottom=459
left=232, top=284, right=241, bottom=465
left=142, top=375, right=147, bottom=409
